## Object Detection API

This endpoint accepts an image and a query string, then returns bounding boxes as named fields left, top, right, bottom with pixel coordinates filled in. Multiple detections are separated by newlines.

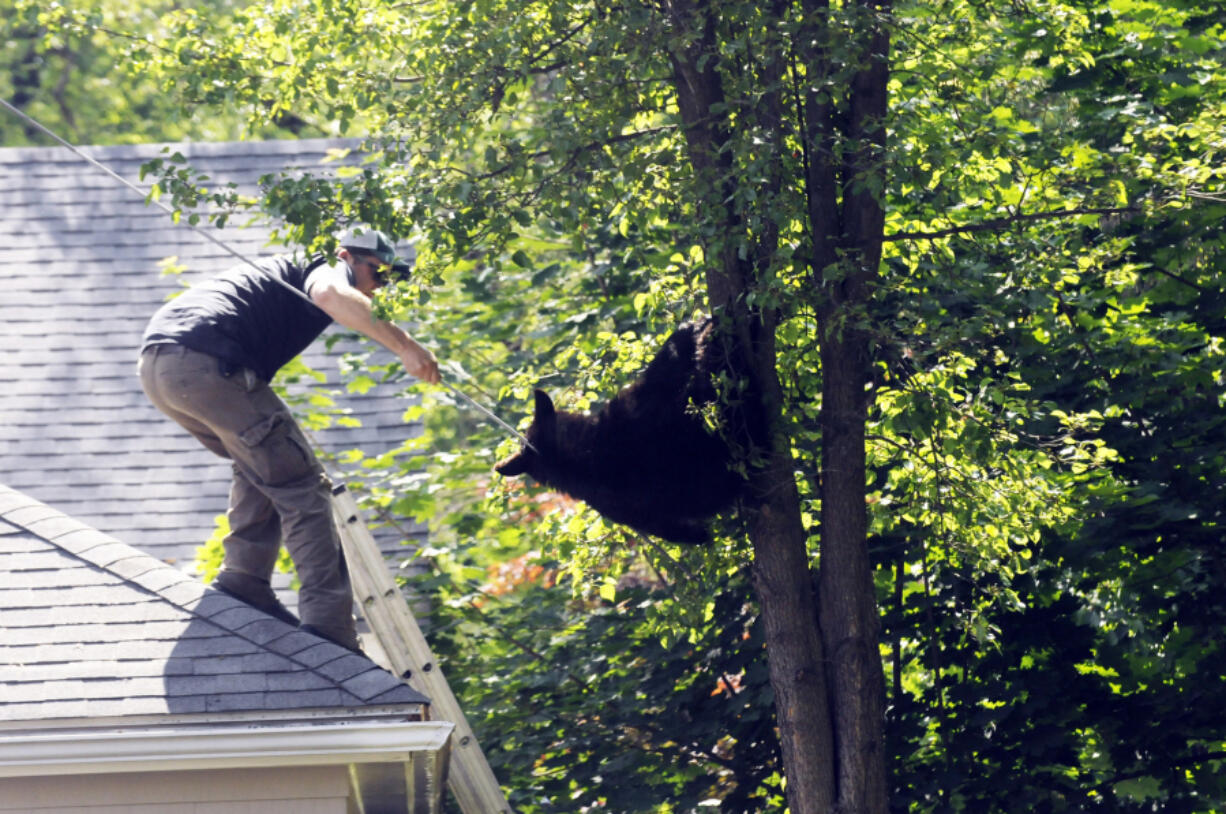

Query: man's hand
left=400, top=341, right=441, bottom=384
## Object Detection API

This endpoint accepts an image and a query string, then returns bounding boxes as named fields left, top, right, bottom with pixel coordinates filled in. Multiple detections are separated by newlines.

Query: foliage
left=1, top=0, right=331, bottom=146
left=420, top=550, right=784, bottom=812
left=872, top=1, right=1226, bottom=810
left=13, top=0, right=1226, bottom=809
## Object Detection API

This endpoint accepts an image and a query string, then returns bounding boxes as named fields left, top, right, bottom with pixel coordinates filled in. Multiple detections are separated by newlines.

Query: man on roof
left=137, top=226, right=439, bottom=653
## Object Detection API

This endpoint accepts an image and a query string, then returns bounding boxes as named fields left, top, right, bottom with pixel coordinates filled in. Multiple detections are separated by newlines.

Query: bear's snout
left=494, top=451, right=531, bottom=477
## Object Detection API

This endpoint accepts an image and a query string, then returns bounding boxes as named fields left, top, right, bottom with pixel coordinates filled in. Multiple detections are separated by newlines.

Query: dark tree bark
left=664, top=0, right=892, bottom=810
left=664, top=1, right=837, bottom=811
left=817, top=322, right=888, bottom=814
left=809, top=1, right=892, bottom=811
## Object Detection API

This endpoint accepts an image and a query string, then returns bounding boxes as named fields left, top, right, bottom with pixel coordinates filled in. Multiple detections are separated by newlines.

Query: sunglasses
left=352, top=252, right=413, bottom=283
left=352, top=253, right=390, bottom=272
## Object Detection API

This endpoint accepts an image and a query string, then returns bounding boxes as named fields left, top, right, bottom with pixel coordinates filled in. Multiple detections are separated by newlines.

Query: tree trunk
left=817, top=323, right=888, bottom=814
left=665, top=1, right=837, bottom=810
left=748, top=416, right=836, bottom=814
left=810, top=0, right=892, bottom=809
left=665, top=0, right=893, bottom=809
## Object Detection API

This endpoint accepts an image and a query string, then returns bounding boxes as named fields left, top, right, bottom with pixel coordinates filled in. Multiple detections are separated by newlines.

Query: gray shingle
left=341, top=667, right=411, bottom=702
left=262, top=629, right=329, bottom=657
left=165, top=673, right=271, bottom=696
left=192, top=652, right=299, bottom=675
left=207, top=605, right=273, bottom=631
left=0, top=486, right=429, bottom=726
left=4, top=567, right=115, bottom=589
left=0, top=586, right=162, bottom=609
left=232, top=617, right=301, bottom=646
left=370, top=684, right=436, bottom=705
left=0, top=601, right=187, bottom=627
left=206, top=689, right=347, bottom=712
left=50, top=529, right=126, bottom=557
left=315, top=653, right=379, bottom=683
left=2, top=697, right=177, bottom=720
left=5, top=676, right=171, bottom=703
left=286, top=642, right=350, bottom=669
left=129, top=566, right=194, bottom=594
left=0, top=658, right=176, bottom=683
left=157, top=580, right=209, bottom=607
left=1, top=619, right=205, bottom=646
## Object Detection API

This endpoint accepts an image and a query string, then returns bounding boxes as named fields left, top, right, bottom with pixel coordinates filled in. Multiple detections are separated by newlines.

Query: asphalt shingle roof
left=0, top=138, right=427, bottom=584
left=0, top=483, right=428, bottom=724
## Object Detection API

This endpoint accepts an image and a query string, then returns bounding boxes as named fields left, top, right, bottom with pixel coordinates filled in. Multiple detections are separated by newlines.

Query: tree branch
left=885, top=203, right=1212, bottom=290
left=884, top=205, right=1138, bottom=242
left=1092, top=751, right=1226, bottom=794
left=478, top=125, right=676, bottom=180
left=92, top=23, right=425, bottom=84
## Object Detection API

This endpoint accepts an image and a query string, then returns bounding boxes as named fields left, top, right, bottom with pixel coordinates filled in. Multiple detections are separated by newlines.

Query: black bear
left=494, top=318, right=758, bottom=544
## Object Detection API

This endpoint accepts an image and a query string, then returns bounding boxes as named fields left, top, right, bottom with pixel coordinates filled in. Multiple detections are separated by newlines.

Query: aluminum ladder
left=331, top=483, right=512, bottom=814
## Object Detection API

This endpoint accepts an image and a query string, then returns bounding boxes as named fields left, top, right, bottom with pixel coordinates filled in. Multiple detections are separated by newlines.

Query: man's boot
left=212, top=570, right=300, bottom=626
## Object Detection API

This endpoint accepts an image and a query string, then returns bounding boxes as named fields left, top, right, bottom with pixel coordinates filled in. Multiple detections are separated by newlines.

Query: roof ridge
left=0, top=484, right=424, bottom=708
left=0, top=483, right=183, bottom=598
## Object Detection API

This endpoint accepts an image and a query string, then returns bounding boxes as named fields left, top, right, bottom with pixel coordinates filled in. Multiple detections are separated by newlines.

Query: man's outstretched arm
left=308, top=266, right=441, bottom=383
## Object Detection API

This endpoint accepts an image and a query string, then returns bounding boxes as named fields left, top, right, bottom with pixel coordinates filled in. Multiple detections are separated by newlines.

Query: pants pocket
left=236, top=412, right=317, bottom=486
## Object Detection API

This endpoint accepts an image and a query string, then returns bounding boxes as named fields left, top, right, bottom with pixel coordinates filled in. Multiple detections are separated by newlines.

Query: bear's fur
left=494, top=319, right=759, bottom=544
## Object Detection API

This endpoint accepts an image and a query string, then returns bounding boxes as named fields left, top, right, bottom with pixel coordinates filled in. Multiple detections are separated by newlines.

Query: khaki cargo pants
left=138, top=343, right=356, bottom=645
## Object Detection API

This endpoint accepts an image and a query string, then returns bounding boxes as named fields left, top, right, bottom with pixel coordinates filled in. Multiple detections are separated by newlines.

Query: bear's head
left=493, top=389, right=557, bottom=479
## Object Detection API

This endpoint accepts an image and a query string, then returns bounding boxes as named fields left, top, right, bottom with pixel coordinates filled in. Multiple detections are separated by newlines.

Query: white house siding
left=0, top=765, right=351, bottom=813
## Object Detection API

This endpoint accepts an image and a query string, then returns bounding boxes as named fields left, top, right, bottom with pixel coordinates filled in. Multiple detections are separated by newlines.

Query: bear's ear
left=533, top=389, right=556, bottom=424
